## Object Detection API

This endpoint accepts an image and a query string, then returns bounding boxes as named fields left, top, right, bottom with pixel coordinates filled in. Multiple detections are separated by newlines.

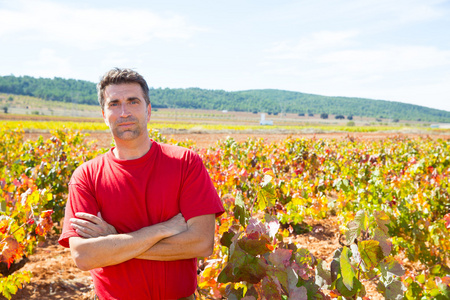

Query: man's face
left=102, top=83, right=151, bottom=141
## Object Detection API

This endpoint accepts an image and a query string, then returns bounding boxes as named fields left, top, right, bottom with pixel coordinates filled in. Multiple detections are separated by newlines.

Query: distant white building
left=260, top=113, right=273, bottom=125
left=430, top=123, right=450, bottom=129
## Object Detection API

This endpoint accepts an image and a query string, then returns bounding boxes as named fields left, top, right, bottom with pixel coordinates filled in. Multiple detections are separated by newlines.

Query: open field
left=0, top=108, right=435, bottom=127
left=2, top=108, right=449, bottom=148
left=0, top=92, right=440, bottom=128
left=2, top=105, right=447, bottom=150
left=23, top=130, right=450, bottom=150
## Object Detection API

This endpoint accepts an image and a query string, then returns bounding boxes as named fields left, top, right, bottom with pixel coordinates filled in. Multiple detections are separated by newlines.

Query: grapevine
left=0, top=126, right=449, bottom=299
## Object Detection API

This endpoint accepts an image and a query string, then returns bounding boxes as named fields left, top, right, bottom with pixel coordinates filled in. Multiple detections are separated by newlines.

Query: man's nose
left=120, top=103, right=131, bottom=117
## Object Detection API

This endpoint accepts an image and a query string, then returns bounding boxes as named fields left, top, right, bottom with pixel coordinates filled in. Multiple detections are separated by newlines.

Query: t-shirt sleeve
left=179, top=152, right=224, bottom=221
left=58, top=167, right=100, bottom=248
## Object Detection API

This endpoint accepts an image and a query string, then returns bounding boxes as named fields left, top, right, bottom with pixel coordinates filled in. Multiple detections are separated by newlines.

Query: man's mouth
left=118, top=122, right=134, bottom=126
left=116, top=117, right=137, bottom=126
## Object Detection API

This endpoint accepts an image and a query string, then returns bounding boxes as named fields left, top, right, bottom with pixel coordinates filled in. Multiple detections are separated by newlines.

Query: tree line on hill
left=0, top=75, right=449, bottom=122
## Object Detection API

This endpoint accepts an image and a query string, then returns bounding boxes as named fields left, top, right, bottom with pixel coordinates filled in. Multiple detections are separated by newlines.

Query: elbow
left=75, top=262, right=92, bottom=272
left=69, top=239, right=98, bottom=271
left=71, top=251, right=95, bottom=271
left=201, top=247, right=214, bottom=258
left=198, top=238, right=215, bottom=258
left=72, top=256, right=90, bottom=271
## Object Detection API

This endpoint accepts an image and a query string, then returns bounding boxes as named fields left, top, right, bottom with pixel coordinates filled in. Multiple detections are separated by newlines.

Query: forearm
left=136, top=228, right=214, bottom=261
left=136, top=214, right=216, bottom=261
left=70, top=223, right=172, bottom=270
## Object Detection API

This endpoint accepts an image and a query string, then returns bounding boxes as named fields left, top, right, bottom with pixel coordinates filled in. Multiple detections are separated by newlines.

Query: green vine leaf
left=335, top=275, right=364, bottom=298
left=345, top=210, right=368, bottom=244
left=373, top=228, right=392, bottom=256
left=379, top=257, right=405, bottom=279
left=340, top=246, right=356, bottom=290
left=220, top=229, right=236, bottom=248
left=217, top=243, right=267, bottom=284
left=374, top=210, right=391, bottom=234
left=233, top=193, right=248, bottom=227
left=384, top=279, right=406, bottom=300
left=315, top=259, right=332, bottom=289
left=350, top=243, right=366, bottom=272
left=331, top=248, right=364, bottom=298
left=237, top=235, right=272, bottom=256
left=358, top=240, right=384, bottom=270
left=330, top=248, right=343, bottom=283
left=266, top=267, right=289, bottom=293
left=258, top=174, right=277, bottom=210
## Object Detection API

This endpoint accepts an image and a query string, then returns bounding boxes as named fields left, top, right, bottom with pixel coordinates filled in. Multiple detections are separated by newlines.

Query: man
left=58, top=68, right=224, bottom=300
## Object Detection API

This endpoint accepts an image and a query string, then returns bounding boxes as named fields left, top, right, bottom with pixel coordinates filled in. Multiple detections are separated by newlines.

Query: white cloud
left=100, top=52, right=139, bottom=68
left=318, top=46, right=450, bottom=74
left=267, top=30, right=359, bottom=60
left=0, top=0, right=204, bottom=50
left=266, top=28, right=450, bottom=79
left=24, top=48, right=73, bottom=78
left=333, top=0, right=445, bottom=25
left=388, top=0, right=445, bottom=23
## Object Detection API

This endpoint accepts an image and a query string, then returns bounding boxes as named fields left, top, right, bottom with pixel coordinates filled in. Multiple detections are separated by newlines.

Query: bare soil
left=24, top=130, right=450, bottom=149
left=10, top=130, right=446, bottom=300
left=10, top=232, right=95, bottom=300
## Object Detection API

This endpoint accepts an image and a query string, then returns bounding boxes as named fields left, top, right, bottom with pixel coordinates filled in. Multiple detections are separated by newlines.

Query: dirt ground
left=24, top=129, right=450, bottom=149
left=10, top=130, right=448, bottom=300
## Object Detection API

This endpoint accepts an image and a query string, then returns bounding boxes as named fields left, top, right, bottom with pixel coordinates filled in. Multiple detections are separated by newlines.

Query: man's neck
left=112, top=137, right=152, bottom=160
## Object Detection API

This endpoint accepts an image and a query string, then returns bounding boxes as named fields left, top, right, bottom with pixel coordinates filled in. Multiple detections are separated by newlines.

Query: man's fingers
left=71, top=212, right=117, bottom=238
left=71, top=218, right=98, bottom=229
left=71, top=217, right=103, bottom=236
left=75, top=212, right=102, bottom=224
left=72, top=223, right=95, bottom=238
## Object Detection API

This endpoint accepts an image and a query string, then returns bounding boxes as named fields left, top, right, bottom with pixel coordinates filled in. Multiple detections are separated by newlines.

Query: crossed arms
left=68, top=212, right=216, bottom=271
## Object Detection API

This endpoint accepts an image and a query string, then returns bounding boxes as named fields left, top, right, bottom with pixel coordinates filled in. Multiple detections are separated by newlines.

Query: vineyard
left=0, top=125, right=449, bottom=299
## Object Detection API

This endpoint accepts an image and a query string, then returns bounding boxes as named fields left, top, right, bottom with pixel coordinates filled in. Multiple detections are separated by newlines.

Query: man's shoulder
left=156, top=142, right=198, bottom=160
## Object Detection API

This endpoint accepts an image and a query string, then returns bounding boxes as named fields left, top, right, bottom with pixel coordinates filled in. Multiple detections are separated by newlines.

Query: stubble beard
left=113, top=127, right=141, bottom=140
left=112, top=118, right=145, bottom=141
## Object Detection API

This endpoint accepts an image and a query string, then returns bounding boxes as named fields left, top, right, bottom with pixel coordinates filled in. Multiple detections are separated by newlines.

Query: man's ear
left=147, top=103, right=152, bottom=122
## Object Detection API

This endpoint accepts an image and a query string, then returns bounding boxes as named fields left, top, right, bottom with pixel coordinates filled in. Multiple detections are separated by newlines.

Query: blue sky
left=1, top=0, right=449, bottom=111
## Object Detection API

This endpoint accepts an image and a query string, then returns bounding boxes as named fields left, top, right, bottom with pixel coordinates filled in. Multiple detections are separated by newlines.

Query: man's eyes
left=108, top=100, right=139, bottom=107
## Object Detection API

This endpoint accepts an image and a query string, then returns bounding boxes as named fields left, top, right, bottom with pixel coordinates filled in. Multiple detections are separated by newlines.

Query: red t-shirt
left=58, top=141, right=224, bottom=299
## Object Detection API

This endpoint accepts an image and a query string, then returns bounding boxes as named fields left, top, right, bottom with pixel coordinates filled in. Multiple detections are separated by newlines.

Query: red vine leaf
left=0, top=237, right=24, bottom=268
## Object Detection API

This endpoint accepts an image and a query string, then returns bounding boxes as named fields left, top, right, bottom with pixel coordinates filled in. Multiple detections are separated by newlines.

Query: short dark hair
left=97, top=68, right=150, bottom=110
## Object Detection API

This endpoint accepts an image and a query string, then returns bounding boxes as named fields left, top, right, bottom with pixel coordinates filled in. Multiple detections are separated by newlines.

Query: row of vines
left=0, top=125, right=449, bottom=299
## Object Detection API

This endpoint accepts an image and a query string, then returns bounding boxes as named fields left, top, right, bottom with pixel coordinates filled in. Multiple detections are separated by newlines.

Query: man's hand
left=158, top=213, right=188, bottom=236
left=70, top=212, right=117, bottom=238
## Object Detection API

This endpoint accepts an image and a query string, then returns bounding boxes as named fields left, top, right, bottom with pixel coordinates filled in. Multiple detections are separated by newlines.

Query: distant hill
left=0, top=75, right=449, bottom=122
